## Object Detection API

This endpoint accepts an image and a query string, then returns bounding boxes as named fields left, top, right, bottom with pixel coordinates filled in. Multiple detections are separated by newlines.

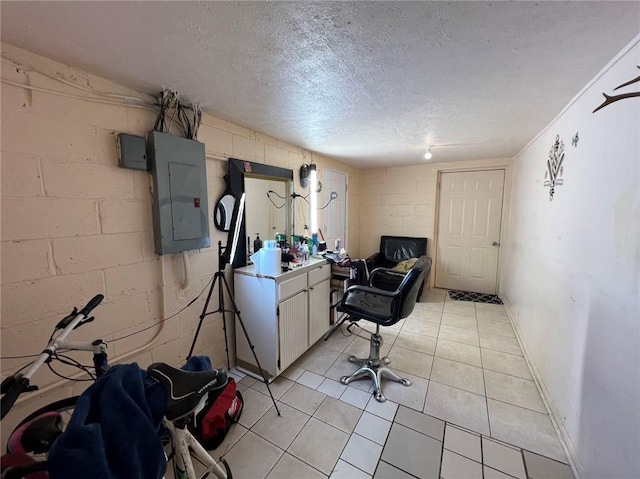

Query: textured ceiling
left=1, top=1, right=639, bottom=168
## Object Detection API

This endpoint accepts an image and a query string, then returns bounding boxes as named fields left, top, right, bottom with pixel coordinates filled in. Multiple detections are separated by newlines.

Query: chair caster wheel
left=400, top=378, right=412, bottom=387
left=348, top=355, right=358, bottom=363
left=374, top=391, right=387, bottom=402
left=340, top=376, right=349, bottom=385
left=382, top=357, right=391, bottom=365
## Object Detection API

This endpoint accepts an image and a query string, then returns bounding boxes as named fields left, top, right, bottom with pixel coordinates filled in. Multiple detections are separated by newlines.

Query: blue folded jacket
left=48, top=363, right=167, bottom=479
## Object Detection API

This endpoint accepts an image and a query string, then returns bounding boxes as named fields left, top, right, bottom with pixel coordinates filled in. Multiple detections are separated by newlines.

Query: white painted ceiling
left=1, top=2, right=639, bottom=168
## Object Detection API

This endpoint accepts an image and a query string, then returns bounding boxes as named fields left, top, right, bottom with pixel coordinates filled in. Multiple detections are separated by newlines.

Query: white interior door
left=322, top=169, right=347, bottom=250
left=435, top=170, right=505, bottom=294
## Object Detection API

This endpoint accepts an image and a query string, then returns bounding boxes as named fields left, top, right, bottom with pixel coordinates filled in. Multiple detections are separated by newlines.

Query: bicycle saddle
left=147, top=363, right=228, bottom=421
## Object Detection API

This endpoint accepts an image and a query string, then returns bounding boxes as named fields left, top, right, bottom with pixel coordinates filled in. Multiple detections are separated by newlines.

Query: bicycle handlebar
left=1, top=294, right=106, bottom=420
left=1, top=378, right=30, bottom=420
left=79, top=294, right=104, bottom=318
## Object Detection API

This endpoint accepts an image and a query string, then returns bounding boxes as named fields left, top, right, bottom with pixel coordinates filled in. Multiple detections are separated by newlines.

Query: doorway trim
left=432, top=162, right=511, bottom=295
left=322, top=167, right=349, bottom=251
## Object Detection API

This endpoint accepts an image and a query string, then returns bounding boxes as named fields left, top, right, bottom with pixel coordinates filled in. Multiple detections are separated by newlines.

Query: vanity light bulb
left=309, top=166, right=318, bottom=234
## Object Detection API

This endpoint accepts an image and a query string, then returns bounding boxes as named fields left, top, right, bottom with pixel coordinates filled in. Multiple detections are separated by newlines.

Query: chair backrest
left=379, top=235, right=427, bottom=263
left=350, top=259, right=369, bottom=286
left=396, top=261, right=427, bottom=319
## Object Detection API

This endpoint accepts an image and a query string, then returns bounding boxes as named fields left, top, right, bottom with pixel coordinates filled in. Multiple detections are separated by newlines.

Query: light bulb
left=424, top=147, right=433, bottom=160
left=309, top=164, right=318, bottom=235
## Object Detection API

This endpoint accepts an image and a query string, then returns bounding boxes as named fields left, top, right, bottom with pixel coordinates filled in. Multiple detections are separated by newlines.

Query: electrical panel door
left=148, top=131, right=210, bottom=254
left=168, top=162, right=201, bottom=241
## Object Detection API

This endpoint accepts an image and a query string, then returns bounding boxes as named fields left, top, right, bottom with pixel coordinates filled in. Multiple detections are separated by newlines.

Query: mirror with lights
left=245, top=176, right=288, bottom=250
left=226, top=158, right=293, bottom=267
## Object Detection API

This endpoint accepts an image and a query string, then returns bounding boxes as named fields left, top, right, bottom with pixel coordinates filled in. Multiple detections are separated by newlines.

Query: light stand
left=188, top=241, right=281, bottom=416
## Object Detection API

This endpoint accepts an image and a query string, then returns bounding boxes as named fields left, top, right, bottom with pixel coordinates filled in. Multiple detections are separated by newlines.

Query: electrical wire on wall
left=0, top=56, right=217, bottom=404
left=152, top=89, right=202, bottom=140
left=151, top=89, right=203, bottom=292
left=266, top=190, right=286, bottom=209
left=0, top=52, right=155, bottom=109
left=294, top=194, right=308, bottom=236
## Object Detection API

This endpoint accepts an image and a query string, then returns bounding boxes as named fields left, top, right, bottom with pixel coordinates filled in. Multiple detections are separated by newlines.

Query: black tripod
left=187, top=241, right=281, bottom=416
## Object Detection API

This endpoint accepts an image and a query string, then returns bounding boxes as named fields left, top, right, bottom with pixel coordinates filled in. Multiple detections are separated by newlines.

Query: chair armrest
left=369, top=267, right=406, bottom=290
left=344, top=283, right=399, bottom=298
left=369, top=267, right=406, bottom=280
left=340, top=283, right=401, bottom=313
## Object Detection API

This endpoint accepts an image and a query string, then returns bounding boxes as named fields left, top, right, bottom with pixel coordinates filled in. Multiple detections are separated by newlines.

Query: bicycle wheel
left=7, top=396, right=78, bottom=455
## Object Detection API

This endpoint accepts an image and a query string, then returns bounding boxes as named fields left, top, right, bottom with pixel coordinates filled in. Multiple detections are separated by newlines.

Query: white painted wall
left=500, top=38, right=640, bottom=478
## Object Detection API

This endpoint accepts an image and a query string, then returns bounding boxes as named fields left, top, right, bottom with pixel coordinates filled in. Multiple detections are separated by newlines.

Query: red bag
left=189, top=378, right=244, bottom=450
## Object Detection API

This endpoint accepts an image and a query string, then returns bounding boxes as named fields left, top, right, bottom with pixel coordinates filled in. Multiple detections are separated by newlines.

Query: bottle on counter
left=253, top=233, right=262, bottom=253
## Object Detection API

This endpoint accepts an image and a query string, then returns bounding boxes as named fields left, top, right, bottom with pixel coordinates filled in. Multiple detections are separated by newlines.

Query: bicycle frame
left=164, top=420, right=229, bottom=479
left=1, top=294, right=231, bottom=479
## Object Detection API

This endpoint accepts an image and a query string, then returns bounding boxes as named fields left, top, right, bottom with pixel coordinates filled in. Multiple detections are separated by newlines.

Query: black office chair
left=336, top=261, right=427, bottom=402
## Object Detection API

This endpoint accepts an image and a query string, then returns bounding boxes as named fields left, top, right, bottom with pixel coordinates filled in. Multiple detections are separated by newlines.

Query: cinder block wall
left=358, top=158, right=511, bottom=286
left=0, top=43, right=360, bottom=437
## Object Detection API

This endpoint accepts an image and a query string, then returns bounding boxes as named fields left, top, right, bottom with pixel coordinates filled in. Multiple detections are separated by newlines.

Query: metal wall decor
left=593, top=66, right=640, bottom=113
left=544, top=135, right=565, bottom=201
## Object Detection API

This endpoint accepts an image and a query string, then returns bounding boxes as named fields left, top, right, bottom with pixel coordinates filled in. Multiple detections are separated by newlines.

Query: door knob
left=492, top=241, right=500, bottom=246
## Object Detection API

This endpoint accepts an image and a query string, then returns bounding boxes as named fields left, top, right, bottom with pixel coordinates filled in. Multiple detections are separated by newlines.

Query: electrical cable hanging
left=319, top=191, right=339, bottom=209
left=152, top=89, right=202, bottom=141
left=266, top=191, right=285, bottom=209
left=0, top=270, right=214, bottom=363
left=110, top=273, right=214, bottom=343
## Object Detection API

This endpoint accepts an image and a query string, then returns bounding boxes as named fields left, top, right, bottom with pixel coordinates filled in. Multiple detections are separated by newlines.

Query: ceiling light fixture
left=423, top=146, right=433, bottom=160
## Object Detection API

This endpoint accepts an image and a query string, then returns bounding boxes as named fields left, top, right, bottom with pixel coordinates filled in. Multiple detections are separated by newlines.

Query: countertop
left=235, top=257, right=328, bottom=280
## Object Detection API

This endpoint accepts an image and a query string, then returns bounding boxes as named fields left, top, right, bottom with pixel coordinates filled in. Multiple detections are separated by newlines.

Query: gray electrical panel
left=117, top=133, right=148, bottom=171
left=147, top=131, right=210, bottom=255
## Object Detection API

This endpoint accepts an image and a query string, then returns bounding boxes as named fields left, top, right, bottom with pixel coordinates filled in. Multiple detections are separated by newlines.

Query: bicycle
left=1, top=294, right=233, bottom=479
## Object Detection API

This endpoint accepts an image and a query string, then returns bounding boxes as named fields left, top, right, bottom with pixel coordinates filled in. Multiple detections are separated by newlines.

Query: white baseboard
left=501, top=299, right=587, bottom=479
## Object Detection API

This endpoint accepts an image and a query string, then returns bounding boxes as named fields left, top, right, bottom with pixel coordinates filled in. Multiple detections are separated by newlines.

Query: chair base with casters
left=328, top=258, right=426, bottom=402
left=340, top=323, right=412, bottom=402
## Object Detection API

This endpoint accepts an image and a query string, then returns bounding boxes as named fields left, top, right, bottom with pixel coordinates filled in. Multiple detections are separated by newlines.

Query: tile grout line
left=521, top=448, right=530, bottom=479
left=422, top=308, right=440, bottom=412
left=438, top=422, right=448, bottom=479
left=258, top=393, right=347, bottom=478
left=477, top=300, right=493, bottom=441
left=234, top=297, right=559, bottom=478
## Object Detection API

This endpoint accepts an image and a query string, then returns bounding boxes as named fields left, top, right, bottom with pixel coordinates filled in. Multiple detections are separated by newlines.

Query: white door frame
left=432, top=164, right=511, bottom=294
left=322, top=167, right=349, bottom=250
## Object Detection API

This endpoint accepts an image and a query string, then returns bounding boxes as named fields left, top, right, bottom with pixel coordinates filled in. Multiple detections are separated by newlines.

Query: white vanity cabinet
left=308, top=264, right=331, bottom=345
left=234, top=259, right=331, bottom=380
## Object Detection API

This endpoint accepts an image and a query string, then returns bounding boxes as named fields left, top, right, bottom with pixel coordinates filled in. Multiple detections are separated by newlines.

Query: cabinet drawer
left=308, top=263, right=331, bottom=286
left=278, top=273, right=307, bottom=301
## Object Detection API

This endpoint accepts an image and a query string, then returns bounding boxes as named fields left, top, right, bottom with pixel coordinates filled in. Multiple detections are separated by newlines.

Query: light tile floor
left=210, top=289, right=575, bottom=478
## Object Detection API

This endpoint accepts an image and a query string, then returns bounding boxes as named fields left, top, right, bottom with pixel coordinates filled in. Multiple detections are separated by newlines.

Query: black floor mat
left=448, top=289, right=503, bottom=304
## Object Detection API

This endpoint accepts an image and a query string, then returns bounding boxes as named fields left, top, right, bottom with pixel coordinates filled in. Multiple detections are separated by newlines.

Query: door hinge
left=276, top=305, right=279, bottom=316
left=277, top=358, right=281, bottom=369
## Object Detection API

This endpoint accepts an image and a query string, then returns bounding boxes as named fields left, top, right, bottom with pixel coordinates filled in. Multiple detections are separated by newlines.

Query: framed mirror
left=226, top=158, right=293, bottom=267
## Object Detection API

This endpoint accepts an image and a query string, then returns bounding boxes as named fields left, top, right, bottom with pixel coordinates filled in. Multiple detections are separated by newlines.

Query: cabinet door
left=278, top=291, right=309, bottom=372
left=308, top=279, right=330, bottom=345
